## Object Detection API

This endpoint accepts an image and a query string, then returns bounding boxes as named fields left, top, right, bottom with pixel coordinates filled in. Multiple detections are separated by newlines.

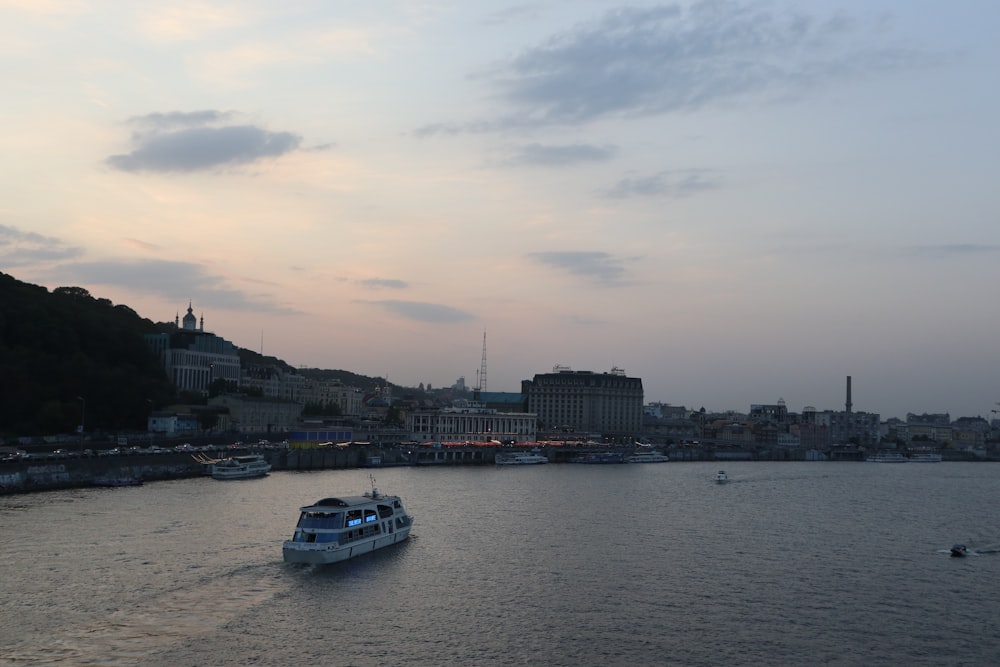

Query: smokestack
left=846, top=376, right=853, bottom=413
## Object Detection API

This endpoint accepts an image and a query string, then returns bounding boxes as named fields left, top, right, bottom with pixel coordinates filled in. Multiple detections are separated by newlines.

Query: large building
left=145, top=303, right=241, bottom=395
left=522, top=366, right=643, bottom=438
left=241, top=367, right=365, bottom=416
left=406, top=401, right=537, bottom=444
left=208, top=394, right=303, bottom=434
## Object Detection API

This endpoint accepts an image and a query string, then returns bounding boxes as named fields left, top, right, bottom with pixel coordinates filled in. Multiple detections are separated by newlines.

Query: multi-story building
left=799, top=406, right=882, bottom=447
left=522, top=366, right=643, bottom=438
left=749, top=400, right=789, bottom=425
left=241, top=367, right=365, bottom=416
left=208, top=394, right=303, bottom=434
left=406, top=402, right=536, bottom=444
left=144, top=303, right=240, bottom=395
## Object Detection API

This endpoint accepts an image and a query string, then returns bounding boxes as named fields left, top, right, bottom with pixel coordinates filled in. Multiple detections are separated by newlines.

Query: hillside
left=0, top=272, right=394, bottom=438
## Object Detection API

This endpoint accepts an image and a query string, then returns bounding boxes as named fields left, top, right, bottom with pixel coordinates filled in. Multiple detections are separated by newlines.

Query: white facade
left=406, top=405, right=537, bottom=444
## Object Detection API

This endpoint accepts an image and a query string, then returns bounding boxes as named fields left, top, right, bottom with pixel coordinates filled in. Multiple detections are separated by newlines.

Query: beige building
left=522, top=366, right=643, bottom=437
left=209, top=394, right=303, bottom=434
left=241, top=368, right=365, bottom=416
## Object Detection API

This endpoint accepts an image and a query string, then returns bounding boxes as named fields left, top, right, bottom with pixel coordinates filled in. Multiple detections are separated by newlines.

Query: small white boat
left=866, top=453, right=908, bottom=463
left=495, top=451, right=548, bottom=465
left=716, top=470, right=729, bottom=484
left=283, top=476, right=414, bottom=565
left=625, top=451, right=669, bottom=463
left=908, top=453, right=942, bottom=463
left=209, top=454, right=272, bottom=480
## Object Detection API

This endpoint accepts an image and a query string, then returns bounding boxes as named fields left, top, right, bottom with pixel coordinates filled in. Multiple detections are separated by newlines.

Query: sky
left=2, top=0, right=999, bottom=421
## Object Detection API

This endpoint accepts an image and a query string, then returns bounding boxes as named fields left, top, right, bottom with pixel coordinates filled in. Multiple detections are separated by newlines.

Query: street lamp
left=76, top=396, right=85, bottom=452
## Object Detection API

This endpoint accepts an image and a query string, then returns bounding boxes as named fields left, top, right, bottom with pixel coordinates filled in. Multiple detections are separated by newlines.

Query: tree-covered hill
left=0, top=272, right=177, bottom=437
left=0, top=272, right=403, bottom=439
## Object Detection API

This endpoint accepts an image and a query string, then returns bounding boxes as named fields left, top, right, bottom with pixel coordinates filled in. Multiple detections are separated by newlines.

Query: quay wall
left=1, top=444, right=979, bottom=495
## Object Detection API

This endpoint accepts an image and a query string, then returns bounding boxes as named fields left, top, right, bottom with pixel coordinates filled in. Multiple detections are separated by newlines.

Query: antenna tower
left=478, top=331, right=487, bottom=393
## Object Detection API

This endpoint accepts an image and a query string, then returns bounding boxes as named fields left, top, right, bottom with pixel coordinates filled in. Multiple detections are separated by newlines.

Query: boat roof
left=299, top=495, right=397, bottom=511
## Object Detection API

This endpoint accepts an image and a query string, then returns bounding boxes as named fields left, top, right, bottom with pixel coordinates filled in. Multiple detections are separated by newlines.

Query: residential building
left=241, top=367, right=365, bottom=416
left=208, top=394, right=303, bottom=434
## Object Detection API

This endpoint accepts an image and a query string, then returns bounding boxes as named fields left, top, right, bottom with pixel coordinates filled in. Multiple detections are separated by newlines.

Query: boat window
left=364, top=509, right=378, bottom=523
left=346, top=509, right=363, bottom=527
left=377, top=504, right=393, bottom=518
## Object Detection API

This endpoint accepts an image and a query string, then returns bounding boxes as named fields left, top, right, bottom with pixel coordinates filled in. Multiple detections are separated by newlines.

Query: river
left=2, top=461, right=999, bottom=666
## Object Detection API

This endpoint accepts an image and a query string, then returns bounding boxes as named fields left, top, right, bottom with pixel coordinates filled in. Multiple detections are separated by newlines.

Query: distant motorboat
left=716, top=470, right=729, bottom=484
left=950, top=544, right=968, bottom=558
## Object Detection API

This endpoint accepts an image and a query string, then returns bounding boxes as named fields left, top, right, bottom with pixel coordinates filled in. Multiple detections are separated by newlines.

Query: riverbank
left=0, top=442, right=989, bottom=495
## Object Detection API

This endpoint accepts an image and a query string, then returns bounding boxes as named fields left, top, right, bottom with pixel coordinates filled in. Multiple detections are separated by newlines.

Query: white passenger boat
left=283, top=477, right=414, bottom=565
left=495, top=451, right=548, bottom=465
left=210, top=454, right=272, bottom=480
left=625, top=451, right=669, bottom=463
left=716, top=470, right=729, bottom=484
left=865, top=453, right=908, bottom=463
left=908, top=453, right=942, bottom=463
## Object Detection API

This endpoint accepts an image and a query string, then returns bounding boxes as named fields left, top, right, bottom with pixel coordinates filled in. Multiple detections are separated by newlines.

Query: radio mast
left=478, top=330, right=487, bottom=393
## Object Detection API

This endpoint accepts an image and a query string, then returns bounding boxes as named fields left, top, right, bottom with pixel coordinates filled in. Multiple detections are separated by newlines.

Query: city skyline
left=2, top=1, right=998, bottom=421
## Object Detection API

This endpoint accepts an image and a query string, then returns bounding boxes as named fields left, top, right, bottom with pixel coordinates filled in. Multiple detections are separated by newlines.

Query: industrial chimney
left=846, top=376, right=853, bottom=413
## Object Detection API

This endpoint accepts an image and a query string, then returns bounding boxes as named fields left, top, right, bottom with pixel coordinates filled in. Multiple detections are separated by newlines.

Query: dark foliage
left=0, top=272, right=175, bottom=437
left=0, top=272, right=409, bottom=439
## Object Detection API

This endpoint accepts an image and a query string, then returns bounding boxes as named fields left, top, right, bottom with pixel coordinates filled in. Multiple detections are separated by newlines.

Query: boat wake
left=2, top=563, right=288, bottom=666
left=938, top=542, right=1000, bottom=557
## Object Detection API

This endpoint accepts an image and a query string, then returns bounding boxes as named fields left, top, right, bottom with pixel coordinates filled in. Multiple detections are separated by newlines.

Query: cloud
left=500, top=143, right=618, bottom=167
left=358, top=278, right=409, bottom=289
left=107, top=111, right=302, bottom=173
left=128, top=110, right=239, bottom=130
left=478, top=1, right=934, bottom=127
left=0, top=224, right=82, bottom=267
left=604, top=169, right=720, bottom=198
left=54, top=259, right=299, bottom=314
left=528, top=251, right=636, bottom=286
left=361, top=299, right=474, bottom=323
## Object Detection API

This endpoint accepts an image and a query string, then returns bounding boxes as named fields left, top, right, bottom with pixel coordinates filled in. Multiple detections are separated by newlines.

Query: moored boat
left=283, top=476, right=414, bottom=565
left=866, top=453, right=908, bottom=463
left=570, top=452, right=625, bottom=464
left=908, top=453, right=942, bottom=463
left=209, top=454, right=271, bottom=480
left=93, top=476, right=143, bottom=487
left=495, top=451, right=548, bottom=465
left=625, top=451, right=669, bottom=463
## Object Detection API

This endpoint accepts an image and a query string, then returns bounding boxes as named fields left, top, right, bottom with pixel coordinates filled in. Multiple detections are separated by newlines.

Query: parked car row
left=2, top=439, right=289, bottom=464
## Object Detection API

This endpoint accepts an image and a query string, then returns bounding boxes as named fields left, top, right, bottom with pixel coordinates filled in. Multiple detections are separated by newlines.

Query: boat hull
left=495, top=453, right=547, bottom=465
left=283, top=527, right=412, bottom=565
left=211, top=468, right=270, bottom=480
